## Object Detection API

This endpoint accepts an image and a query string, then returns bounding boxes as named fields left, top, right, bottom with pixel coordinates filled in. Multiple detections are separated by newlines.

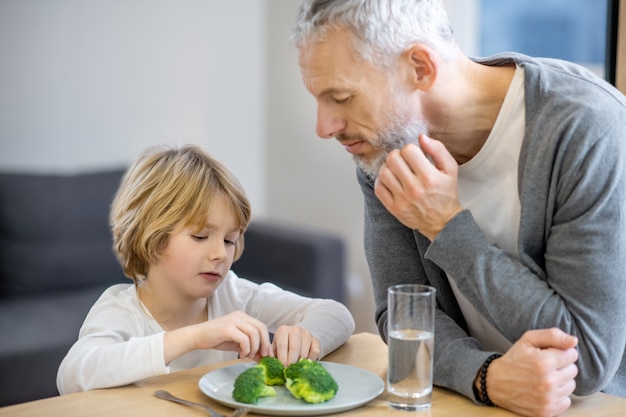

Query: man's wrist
left=474, top=353, right=502, bottom=406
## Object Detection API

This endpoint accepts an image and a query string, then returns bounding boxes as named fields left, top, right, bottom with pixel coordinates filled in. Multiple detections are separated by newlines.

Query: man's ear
left=402, top=44, right=437, bottom=91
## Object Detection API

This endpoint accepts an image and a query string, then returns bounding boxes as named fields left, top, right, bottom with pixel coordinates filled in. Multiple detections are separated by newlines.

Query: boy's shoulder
left=78, top=283, right=141, bottom=331
left=100, top=282, right=136, bottom=299
left=88, top=283, right=137, bottom=314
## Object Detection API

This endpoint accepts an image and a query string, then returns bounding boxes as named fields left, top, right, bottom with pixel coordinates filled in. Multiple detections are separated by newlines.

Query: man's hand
left=485, top=328, right=579, bottom=417
left=374, top=134, right=462, bottom=240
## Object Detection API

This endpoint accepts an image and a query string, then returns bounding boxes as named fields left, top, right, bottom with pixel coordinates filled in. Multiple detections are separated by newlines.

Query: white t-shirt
left=57, top=271, right=355, bottom=394
left=448, top=65, right=526, bottom=352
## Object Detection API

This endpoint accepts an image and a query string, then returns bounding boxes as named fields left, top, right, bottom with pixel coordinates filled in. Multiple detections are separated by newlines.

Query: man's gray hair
left=291, top=0, right=456, bottom=68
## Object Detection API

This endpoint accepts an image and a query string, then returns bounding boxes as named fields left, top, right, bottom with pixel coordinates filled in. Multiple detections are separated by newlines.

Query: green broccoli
left=257, top=356, right=286, bottom=386
left=232, top=366, right=276, bottom=404
left=284, top=358, right=338, bottom=404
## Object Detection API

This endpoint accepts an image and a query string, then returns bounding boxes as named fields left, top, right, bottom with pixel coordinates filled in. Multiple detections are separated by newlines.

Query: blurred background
left=0, top=0, right=609, bottom=333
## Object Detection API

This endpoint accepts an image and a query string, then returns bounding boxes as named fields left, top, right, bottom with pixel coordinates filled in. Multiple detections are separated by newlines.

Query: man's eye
left=333, top=96, right=351, bottom=104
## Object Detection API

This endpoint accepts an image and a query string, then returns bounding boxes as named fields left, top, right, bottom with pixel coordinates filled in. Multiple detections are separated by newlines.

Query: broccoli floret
left=257, top=356, right=286, bottom=386
left=284, top=359, right=338, bottom=404
left=232, top=367, right=276, bottom=404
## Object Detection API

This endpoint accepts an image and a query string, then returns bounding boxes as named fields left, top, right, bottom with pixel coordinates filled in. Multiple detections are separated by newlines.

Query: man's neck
left=428, top=55, right=517, bottom=164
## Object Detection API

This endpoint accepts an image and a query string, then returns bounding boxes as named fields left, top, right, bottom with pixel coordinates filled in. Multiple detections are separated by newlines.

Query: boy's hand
left=273, top=325, right=321, bottom=366
left=193, top=310, right=273, bottom=360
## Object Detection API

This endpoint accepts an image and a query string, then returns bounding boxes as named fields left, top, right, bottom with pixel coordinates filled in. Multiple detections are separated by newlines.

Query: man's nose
left=316, top=105, right=346, bottom=139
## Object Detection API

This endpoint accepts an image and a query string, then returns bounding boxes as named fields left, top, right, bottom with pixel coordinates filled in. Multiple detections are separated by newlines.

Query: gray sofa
left=0, top=170, right=346, bottom=406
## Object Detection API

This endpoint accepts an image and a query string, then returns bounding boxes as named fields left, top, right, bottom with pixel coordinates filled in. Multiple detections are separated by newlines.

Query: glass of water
left=387, top=284, right=436, bottom=411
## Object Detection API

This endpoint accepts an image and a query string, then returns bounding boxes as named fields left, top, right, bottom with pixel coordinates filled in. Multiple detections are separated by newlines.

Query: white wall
left=0, top=0, right=266, bottom=213
left=443, top=0, right=480, bottom=56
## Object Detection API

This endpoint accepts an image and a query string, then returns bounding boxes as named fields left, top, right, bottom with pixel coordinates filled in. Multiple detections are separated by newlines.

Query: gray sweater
left=358, top=53, right=626, bottom=401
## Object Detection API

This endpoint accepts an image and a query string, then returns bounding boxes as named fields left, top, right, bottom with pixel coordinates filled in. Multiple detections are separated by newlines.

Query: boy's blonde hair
left=110, top=145, right=251, bottom=282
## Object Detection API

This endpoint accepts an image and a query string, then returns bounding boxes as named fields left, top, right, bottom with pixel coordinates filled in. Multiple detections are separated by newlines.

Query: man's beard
left=339, top=116, right=428, bottom=180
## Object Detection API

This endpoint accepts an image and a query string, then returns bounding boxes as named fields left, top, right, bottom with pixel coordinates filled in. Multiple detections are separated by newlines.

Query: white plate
left=198, top=361, right=384, bottom=416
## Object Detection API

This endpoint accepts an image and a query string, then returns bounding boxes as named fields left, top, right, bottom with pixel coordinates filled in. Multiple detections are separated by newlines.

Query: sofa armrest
left=231, top=221, right=346, bottom=303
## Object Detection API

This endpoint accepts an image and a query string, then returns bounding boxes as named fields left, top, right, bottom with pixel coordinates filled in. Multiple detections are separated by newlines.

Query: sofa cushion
left=0, top=286, right=110, bottom=405
left=0, top=170, right=128, bottom=297
left=233, top=221, right=346, bottom=302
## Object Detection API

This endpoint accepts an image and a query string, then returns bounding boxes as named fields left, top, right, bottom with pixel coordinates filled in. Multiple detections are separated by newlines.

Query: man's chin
left=354, top=153, right=386, bottom=180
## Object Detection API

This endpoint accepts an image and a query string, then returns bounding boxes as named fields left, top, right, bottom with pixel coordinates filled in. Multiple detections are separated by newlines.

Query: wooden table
left=1, top=332, right=624, bottom=417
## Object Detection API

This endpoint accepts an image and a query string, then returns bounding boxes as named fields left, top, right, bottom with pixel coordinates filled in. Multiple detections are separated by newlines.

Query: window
left=445, top=0, right=609, bottom=78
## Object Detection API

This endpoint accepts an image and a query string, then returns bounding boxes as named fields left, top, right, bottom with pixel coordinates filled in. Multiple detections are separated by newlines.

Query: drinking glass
left=387, top=284, right=436, bottom=411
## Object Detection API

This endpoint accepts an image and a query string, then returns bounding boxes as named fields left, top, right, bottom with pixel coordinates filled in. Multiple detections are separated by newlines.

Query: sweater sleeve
left=426, top=89, right=626, bottom=396
left=357, top=168, right=490, bottom=401
left=56, top=285, right=169, bottom=395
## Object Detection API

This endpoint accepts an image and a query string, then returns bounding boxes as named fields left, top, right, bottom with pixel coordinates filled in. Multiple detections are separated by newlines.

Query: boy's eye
left=224, top=239, right=236, bottom=246
left=192, top=235, right=207, bottom=241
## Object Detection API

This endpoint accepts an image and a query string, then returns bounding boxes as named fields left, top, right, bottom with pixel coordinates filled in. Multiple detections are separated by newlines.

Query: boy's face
left=148, top=193, right=241, bottom=300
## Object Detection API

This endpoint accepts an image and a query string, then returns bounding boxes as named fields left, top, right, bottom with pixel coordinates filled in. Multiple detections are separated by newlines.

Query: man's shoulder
left=508, top=54, right=626, bottom=146
left=475, top=53, right=620, bottom=97
left=515, top=54, right=625, bottom=109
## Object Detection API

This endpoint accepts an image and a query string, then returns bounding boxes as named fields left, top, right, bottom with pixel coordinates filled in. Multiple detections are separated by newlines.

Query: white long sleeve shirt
left=57, top=271, right=355, bottom=394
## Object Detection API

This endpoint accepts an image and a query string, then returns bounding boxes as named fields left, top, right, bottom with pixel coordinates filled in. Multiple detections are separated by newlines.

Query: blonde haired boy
left=57, top=145, right=355, bottom=394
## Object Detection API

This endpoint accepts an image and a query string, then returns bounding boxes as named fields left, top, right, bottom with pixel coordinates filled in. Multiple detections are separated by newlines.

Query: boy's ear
left=401, top=44, right=437, bottom=91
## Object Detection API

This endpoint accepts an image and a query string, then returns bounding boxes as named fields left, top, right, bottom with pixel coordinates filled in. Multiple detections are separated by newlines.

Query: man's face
left=298, top=27, right=428, bottom=178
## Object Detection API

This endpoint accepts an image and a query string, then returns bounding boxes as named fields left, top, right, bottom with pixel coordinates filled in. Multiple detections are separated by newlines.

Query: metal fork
left=154, top=390, right=249, bottom=417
